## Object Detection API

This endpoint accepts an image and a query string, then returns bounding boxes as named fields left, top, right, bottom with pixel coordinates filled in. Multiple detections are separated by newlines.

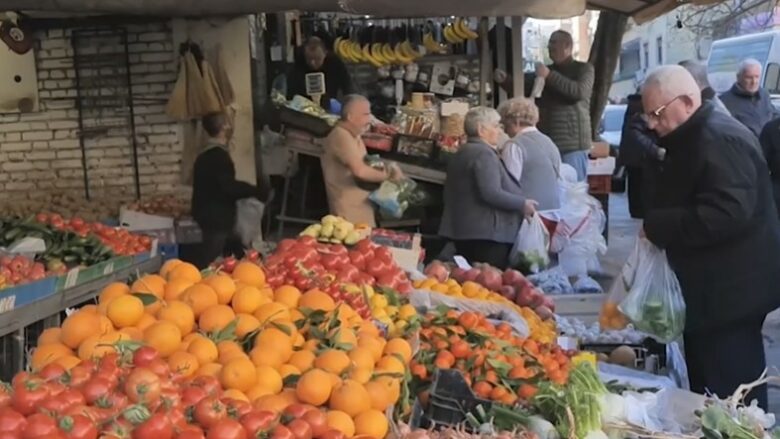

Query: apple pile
left=0, top=254, right=62, bottom=290
left=424, top=260, right=555, bottom=320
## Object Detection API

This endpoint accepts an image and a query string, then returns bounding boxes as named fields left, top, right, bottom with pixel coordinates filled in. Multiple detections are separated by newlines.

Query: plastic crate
left=158, top=243, right=179, bottom=262
left=422, top=369, right=493, bottom=430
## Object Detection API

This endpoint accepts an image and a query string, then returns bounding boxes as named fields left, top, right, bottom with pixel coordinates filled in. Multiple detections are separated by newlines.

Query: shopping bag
left=599, top=239, right=643, bottom=330
left=618, top=239, right=686, bottom=343
left=235, top=198, right=265, bottom=249
left=509, top=213, right=550, bottom=273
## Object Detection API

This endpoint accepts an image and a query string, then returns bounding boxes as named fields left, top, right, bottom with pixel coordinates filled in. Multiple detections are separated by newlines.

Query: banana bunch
left=300, top=215, right=362, bottom=245
left=335, top=36, right=422, bottom=67
left=443, top=18, right=479, bottom=44
left=423, top=32, right=447, bottom=55
left=334, top=37, right=366, bottom=64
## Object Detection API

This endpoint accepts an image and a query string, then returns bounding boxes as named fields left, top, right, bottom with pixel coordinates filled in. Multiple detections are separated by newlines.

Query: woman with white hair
left=498, top=97, right=562, bottom=211
left=439, top=107, right=537, bottom=268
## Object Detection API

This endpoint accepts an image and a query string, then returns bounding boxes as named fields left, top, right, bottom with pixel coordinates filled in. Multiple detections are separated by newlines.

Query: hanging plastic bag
left=369, top=177, right=428, bottom=219
left=235, top=198, right=265, bottom=249
left=599, top=239, right=643, bottom=330
left=509, top=213, right=550, bottom=273
left=619, top=239, right=686, bottom=343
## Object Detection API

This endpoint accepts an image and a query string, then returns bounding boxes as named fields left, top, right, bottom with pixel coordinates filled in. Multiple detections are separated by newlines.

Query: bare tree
left=679, top=0, right=779, bottom=41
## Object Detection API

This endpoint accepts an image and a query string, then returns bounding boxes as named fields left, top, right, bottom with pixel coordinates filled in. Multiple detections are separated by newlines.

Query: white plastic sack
left=3, top=237, right=47, bottom=259
left=235, top=198, right=265, bottom=249
left=510, top=213, right=550, bottom=273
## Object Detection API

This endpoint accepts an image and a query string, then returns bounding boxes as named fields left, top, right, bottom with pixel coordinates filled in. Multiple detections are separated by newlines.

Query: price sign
left=305, top=72, right=326, bottom=96
left=103, top=261, right=115, bottom=276
left=453, top=255, right=472, bottom=270
left=64, top=268, right=79, bottom=289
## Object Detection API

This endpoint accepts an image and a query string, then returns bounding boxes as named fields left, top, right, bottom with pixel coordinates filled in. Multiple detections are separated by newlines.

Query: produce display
left=299, top=216, right=365, bottom=245
left=0, top=254, right=60, bottom=290
left=124, top=195, right=191, bottom=220
left=0, top=192, right=122, bottom=223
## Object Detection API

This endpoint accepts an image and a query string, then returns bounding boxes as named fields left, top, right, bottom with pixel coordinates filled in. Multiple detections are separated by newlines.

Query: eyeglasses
left=642, top=95, right=684, bottom=122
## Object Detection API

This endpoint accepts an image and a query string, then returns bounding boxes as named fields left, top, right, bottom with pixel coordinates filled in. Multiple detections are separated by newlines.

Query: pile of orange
left=599, top=300, right=629, bottom=330
left=31, top=259, right=410, bottom=439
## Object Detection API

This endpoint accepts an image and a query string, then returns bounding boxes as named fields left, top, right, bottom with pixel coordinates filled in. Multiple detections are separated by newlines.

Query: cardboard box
left=587, top=157, right=616, bottom=176
left=589, top=142, right=610, bottom=158
left=370, top=230, right=423, bottom=272
left=119, top=207, right=174, bottom=232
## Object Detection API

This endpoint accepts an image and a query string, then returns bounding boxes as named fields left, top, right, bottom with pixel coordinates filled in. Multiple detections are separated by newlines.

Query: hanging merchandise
left=166, top=41, right=225, bottom=121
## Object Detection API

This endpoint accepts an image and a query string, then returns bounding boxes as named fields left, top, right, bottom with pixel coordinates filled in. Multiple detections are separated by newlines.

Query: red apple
left=498, top=285, right=517, bottom=301
left=534, top=305, right=554, bottom=321
left=463, top=268, right=481, bottom=282
left=450, top=267, right=468, bottom=283
left=424, top=261, right=449, bottom=283
left=476, top=267, right=503, bottom=291
left=502, top=269, right=526, bottom=287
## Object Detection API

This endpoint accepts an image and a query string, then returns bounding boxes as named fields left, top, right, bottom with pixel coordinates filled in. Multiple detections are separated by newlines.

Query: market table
left=277, top=133, right=447, bottom=238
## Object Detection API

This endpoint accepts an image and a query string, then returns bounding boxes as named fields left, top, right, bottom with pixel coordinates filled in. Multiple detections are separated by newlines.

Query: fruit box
left=371, top=232, right=423, bottom=272
left=119, top=207, right=174, bottom=232
left=411, top=369, right=493, bottom=432
left=0, top=276, right=58, bottom=315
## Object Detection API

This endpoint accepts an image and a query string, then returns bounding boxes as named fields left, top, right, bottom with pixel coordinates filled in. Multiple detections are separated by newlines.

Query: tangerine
left=231, top=262, right=266, bottom=287
left=232, top=286, right=271, bottom=314
left=180, top=284, right=219, bottom=317
left=296, top=368, right=333, bottom=405
left=168, top=262, right=201, bottom=283
left=157, top=300, right=195, bottom=335
left=107, top=294, right=144, bottom=328
left=328, top=380, right=371, bottom=417
left=198, top=305, right=236, bottom=333
left=143, top=320, right=182, bottom=357
left=325, top=410, right=355, bottom=437
left=221, top=357, right=258, bottom=392
left=298, top=289, right=336, bottom=312
left=205, top=274, right=237, bottom=305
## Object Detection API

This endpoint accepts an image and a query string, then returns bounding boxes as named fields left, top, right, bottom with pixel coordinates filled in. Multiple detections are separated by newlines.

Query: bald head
left=340, top=94, right=371, bottom=133
left=641, top=65, right=701, bottom=137
left=737, top=58, right=761, bottom=93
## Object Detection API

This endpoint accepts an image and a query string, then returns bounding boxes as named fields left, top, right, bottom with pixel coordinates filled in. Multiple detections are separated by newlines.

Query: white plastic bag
left=619, top=239, right=686, bottom=343
left=235, top=198, right=265, bottom=249
left=510, top=213, right=550, bottom=273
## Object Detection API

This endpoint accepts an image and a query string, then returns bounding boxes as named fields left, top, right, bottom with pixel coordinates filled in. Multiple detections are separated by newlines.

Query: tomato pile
left=0, top=255, right=58, bottom=290
left=35, top=213, right=152, bottom=256
left=410, top=309, right=573, bottom=406
left=0, top=346, right=357, bottom=439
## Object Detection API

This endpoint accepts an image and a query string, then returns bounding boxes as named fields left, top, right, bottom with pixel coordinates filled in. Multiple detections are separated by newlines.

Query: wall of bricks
left=0, top=21, right=186, bottom=206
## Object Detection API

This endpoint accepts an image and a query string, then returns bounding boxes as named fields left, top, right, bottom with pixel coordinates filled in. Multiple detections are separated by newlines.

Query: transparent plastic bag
left=599, top=239, right=643, bottom=330
left=235, top=198, right=265, bottom=248
left=619, top=239, right=686, bottom=343
left=509, top=212, right=550, bottom=273
left=369, top=177, right=428, bottom=219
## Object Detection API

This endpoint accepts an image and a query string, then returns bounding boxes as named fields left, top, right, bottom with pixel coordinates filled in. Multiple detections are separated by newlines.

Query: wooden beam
left=511, top=16, right=524, bottom=99
left=496, top=17, right=507, bottom=102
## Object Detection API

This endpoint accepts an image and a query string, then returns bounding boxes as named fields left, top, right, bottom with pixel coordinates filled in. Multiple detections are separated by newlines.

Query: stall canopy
left=3, top=0, right=719, bottom=20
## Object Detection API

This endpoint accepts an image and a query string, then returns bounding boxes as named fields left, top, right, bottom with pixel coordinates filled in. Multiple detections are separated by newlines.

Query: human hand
left=388, top=163, right=404, bottom=181
left=523, top=199, right=539, bottom=217
left=535, top=62, right=550, bottom=78
left=493, top=68, right=508, bottom=84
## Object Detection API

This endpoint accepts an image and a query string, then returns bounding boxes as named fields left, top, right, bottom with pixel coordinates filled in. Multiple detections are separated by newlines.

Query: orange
left=296, top=368, right=333, bottom=405
left=363, top=380, right=391, bottom=411
left=80, top=304, right=98, bottom=314
left=353, top=409, right=388, bottom=438
left=160, top=258, right=183, bottom=278
left=54, top=355, right=82, bottom=370
left=328, top=379, right=371, bottom=417
left=329, top=328, right=358, bottom=348
left=254, top=302, right=291, bottom=324
left=37, top=327, right=62, bottom=346
left=287, top=350, right=316, bottom=372
left=205, top=274, right=237, bottom=305
left=168, top=262, right=202, bottom=284
left=235, top=313, right=261, bottom=338
left=246, top=384, right=275, bottom=402
left=135, top=313, right=157, bottom=331
left=31, top=343, right=73, bottom=369
left=231, top=262, right=266, bottom=287
left=199, top=305, right=236, bottom=333
left=254, top=394, right=291, bottom=413
left=326, top=410, right=355, bottom=437
left=373, top=376, right=401, bottom=405
left=273, top=285, right=301, bottom=308
left=106, top=294, right=144, bottom=328
left=278, top=364, right=300, bottom=379
left=376, top=355, right=405, bottom=375
left=347, top=367, right=372, bottom=384
left=314, top=350, right=351, bottom=375
left=254, top=365, right=283, bottom=394
left=97, top=315, right=114, bottom=335
left=302, top=339, right=320, bottom=352
left=164, top=278, right=195, bottom=302
left=292, top=332, right=305, bottom=349
left=60, top=311, right=101, bottom=349
left=223, top=389, right=250, bottom=403
left=131, top=274, right=167, bottom=299
left=328, top=372, right=343, bottom=389
left=169, top=351, right=199, bottom=377
left=181, top=332, right=204, bottom=350
left=157, top=300, right=195, bottom=335
left=357, top=336, right=385, bottom=362
left=180, top=284, right=219, bottom=317
left=120, top=327, right=143, bottom=341
left=221, top=357, right=257, bottom=392
left=99, top=282, right=130, bottom=304
left=259, top=287, right=275, bottom=300
left=357, top=321, right=380, bottom=338
left=348, top=347, right=375, bottom=370
left=298, top=289, right=336, bottom=312
left=232, top=286, right=271, bottom=314
left=188, top=336, right=219, bottom=365
left=143, top=320, right=183, bottom=357
left=383, top=338, right=413, bottom=363
left=78, top=332, right=129, bottom=360
left=197, top=362, right=223, bottom=377
left=254, top=327, right=293, bottom=358
left=249, top=347, right=286, bottom=369
left=278, top=388, right=299, bottom=406
left=218, top=340, right=244, bottom=360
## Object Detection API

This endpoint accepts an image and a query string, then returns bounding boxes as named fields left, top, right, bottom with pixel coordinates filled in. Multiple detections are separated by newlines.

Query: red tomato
left=301, top=410, right=328, bottom=438
left=67, top=365, right=93, bottom=389
left=319, top=430, right=346, bottom=439
left=0, top=386, right=11, bottom=409
left=80, top=377, right=113, bottom=406
left=191, top=376, right=222, bottom=399
left=175, top=426, right=206, bottom=439
left=366, top=258, right=389, bottom=279
left=287, top=420, right=312, bottom=439
left=133, top=346, right=160, bottom=367
left=146, top=358, right=171, bottom=378
left=206, top=419, right=247, bottom=439
left=347, top=251, right=366, bottom=270
left=223, top=399, right=251, bottom=419
left=132, top=413, right=173, bottom=439
left=0, top=432, right=21, bottom=439
left=276, top=239, right=297, bottom=253
left=295, top=236, right=316, bottom=248
left=282, top=404, right=312, bottom=419
left=124, top=368, right=161, bottom=404
left=181, top=386, right=208, bottom=407
left=103, top=392, right=129, bottom=411
left=38, top=363, right=67, bottom=382
left=12, top=381, right=49, bottom=416
left=269, top=425, right=294, bottom=439
left=194, top=398, right=227, bottom=430
left=374, top=246, right=393, bottom=263
left=0, top=408, right=27, bottom=434
left=22, top=413, right=58, bottom=439
left=239, top=411, right=277, bottom=437
left=58, top=415, right=97, bottom=439
left=321, top=254, right=340, bottom=271
left=165, top=407, right=188, bottom=430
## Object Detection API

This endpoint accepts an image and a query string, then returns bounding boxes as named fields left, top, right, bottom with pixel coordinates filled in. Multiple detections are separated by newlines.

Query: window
left=765, top=63, right=780, bottom=94
left=618, top=40, right=641, bottom=79
left=656, top=36, right=663, bottom=64
left=643, top=42, right=649, bottom=68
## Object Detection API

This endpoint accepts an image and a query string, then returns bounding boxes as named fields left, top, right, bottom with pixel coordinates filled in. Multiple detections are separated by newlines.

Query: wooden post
left=511, top=16, right=524, bottom=99
left=479, top=17, right=490, bottom=106
left=496, top=17, right=507, bottom=103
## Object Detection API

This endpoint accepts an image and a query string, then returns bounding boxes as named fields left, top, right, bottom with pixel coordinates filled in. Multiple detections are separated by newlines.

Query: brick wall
left=0, top=21, right=186, bottom=209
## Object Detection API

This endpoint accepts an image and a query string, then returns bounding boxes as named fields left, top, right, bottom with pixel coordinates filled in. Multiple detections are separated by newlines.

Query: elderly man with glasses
left=641, top=65, right=780, bottom=409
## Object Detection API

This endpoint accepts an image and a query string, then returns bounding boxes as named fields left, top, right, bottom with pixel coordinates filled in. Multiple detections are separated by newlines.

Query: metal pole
left=496, top=17, right=507, bottom=102
left=479, top=17, right=490, bottom=106
left=511, top=16, right=524, bottom=99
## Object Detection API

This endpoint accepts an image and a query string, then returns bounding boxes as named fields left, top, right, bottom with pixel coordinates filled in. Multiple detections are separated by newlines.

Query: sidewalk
left=602, top=194, right=780, bottom=415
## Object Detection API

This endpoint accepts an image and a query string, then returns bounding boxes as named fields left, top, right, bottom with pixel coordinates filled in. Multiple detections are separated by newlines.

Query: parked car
left=598, top=104, right=627, bottom=148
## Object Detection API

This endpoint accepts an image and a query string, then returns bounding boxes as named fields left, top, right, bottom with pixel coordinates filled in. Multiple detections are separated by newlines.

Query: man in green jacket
left=535, top=30, right=594, bottom=181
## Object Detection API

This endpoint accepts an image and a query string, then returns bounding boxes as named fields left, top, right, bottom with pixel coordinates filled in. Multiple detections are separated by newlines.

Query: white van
left=706, top=30, right=780, bottom=95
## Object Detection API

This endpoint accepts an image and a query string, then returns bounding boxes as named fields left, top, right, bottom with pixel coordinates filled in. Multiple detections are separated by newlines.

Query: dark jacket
left=191, top=144, right=259, bottom=232
left=439, top=139, right=526, bottom=244
left=537, top=59, right=595, bottom=154
left=644, top=102, right=780, bottom=333
left=619, top=94, right=662, bottom=218
left=758, top=118, right=780, bottom=218
left=719, top=84, right=777, bottom=137
left=287, top=52, right=354, bottom=113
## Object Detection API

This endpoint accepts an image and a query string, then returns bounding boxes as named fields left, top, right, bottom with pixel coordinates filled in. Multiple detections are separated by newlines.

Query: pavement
left=601, top=193, right=780, bottom=415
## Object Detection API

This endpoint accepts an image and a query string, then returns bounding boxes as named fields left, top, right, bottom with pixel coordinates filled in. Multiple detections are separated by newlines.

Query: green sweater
left=536, top=59, right=594, bottom=154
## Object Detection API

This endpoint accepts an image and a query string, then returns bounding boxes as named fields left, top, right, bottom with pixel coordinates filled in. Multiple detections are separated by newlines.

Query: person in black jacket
left=641, top=65, right=780, bottom=409
left=191, top=113, right=263, bottom=269
left=618, top=93, right=664, bottom=218
left=758, top=118, right=780, bottom=218
left=286, top=37, right=354, bottom=113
